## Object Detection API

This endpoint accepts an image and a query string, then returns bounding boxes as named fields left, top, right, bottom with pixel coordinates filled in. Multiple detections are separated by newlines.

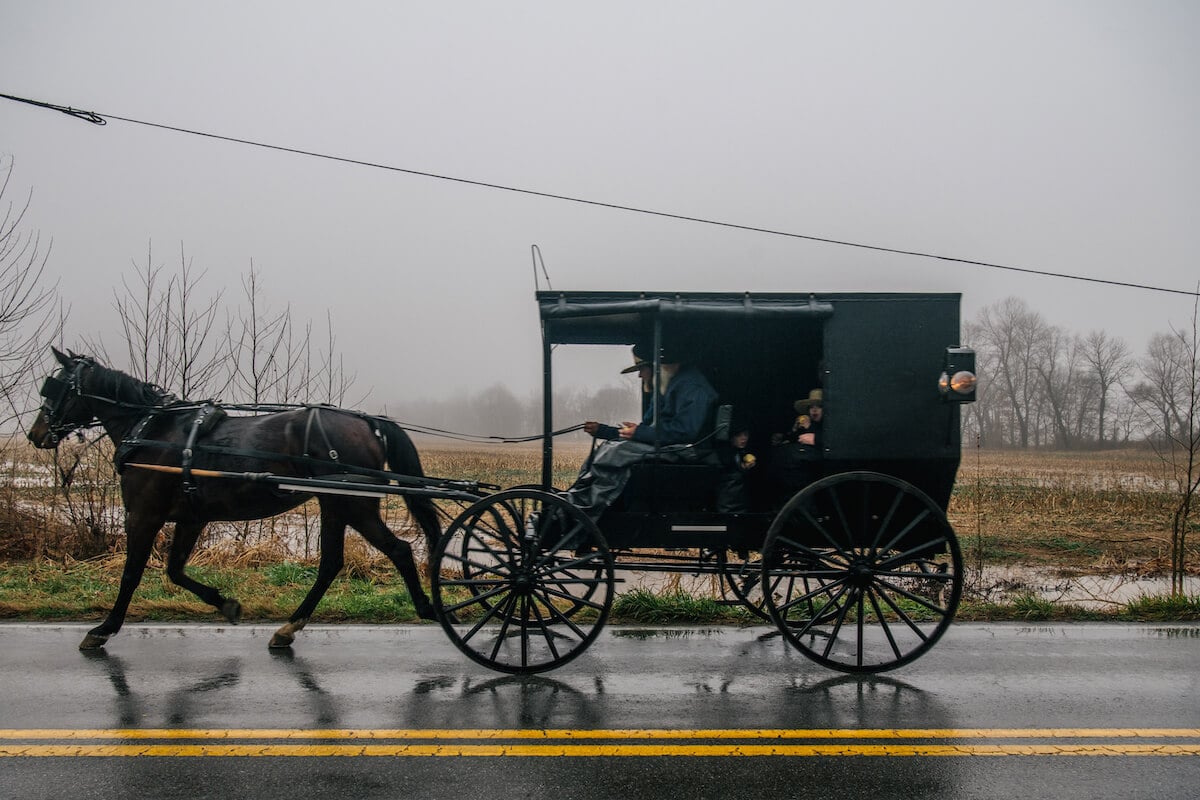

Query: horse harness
left=116, top=404, right=392, bottom=503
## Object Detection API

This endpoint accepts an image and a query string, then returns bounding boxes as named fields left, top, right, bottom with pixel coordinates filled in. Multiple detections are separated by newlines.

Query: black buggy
left=430, top=290, right=977, bottom=675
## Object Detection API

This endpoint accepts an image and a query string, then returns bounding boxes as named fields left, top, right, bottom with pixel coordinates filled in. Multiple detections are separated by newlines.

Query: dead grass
left=2, top=436, right=1196, bottom=582
left=950, top=447, right=1196, bottom=575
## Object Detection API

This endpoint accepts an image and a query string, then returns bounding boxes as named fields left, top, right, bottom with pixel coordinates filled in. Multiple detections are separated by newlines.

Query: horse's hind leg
left=165, top=520, right=242, bottom=624
left=349, top=503, right=437, bottom=621
left=80, top=514, right=160, bottom=650
left=404, top=495, right=443, bottom=581
left=270, top=508, right=346, bottom=649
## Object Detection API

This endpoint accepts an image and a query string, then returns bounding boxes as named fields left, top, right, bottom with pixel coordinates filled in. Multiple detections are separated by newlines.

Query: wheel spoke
left=763, top=473, right=962, bottom=673
left=772, top=535, right=850, bottom=570
left=855, top=587, right=866, bottom=668
left=526, top=598, right=563, bottom=661
left=790, top=504, right=853, bottom=558
left=433, top=489, right=613, bottom=674
left=776, top=575, right=848, bottom=617
left=458, top=589, right=516, bottom=645
left=867, top=488, right=906, bottom=559
left=876, top=508, right=933, bottom=556
left=477, top=508, right=522, bottom=550
left=528, top=589, right=591, bottom=639
left=489, top=593, right=520, bottom=662
left=872, top=573, right=950, bottom=617
left=875, top=536, right=947, bottom=572
left=870, top=579, right=934, bottom=641
left=535, top=583, right=608, bottom=613
left=821, top=585, right=857, bottom=659
left=442, top=582, right=512, bottom=614
left=866, top=585, right=905, bottom=661
left=443, top=551, right=515, bottom=581
left=827, top=484, right=857, bottom=550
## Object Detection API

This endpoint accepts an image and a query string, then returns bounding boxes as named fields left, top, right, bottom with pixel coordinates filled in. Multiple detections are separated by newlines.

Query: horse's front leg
left=80, top=513, right=161, bottom=650
left=165, top=520, right=242, bottom=624
left=269, top=508, right=346, bottom=649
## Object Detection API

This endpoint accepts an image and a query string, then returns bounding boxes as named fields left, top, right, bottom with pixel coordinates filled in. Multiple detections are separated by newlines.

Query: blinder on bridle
left=39, top=375, right=71, bottom=415
left=36, top=358, right=90, bottom=444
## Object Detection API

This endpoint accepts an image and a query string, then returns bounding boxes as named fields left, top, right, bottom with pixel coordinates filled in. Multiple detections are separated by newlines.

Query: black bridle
left=35, top=357, right=97, bottom=446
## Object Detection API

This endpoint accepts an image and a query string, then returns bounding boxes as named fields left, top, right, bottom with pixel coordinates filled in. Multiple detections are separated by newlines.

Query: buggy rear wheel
left=432, top=489, right=614, bottom=674
left=718, top=552, right=770, bottom=621
left=762, top=471, right=962, bottom=673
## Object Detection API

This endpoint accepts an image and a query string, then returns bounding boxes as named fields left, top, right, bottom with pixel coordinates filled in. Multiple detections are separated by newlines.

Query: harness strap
left=114, top=413, right=160, bottom=473
left=181, top=404, right=223, bottom=497
left=303, top=407, right=339, bottom=464
left=117, top=438, right=489, bottom=491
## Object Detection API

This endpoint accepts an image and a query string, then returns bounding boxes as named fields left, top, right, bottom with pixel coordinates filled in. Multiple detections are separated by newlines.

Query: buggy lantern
left=939, top=347, right=977, bottom=402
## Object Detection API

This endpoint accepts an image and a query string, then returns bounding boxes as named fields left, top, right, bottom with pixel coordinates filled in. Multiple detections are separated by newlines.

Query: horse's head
left=28, top=347, right=98, bottom=448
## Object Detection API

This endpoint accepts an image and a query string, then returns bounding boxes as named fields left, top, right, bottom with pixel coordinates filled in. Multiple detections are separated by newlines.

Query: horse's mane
left=85, top=359, right=178, bottom=408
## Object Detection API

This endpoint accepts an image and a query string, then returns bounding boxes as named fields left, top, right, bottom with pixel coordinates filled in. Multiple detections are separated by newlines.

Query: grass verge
left=2, top=560, right=1198, bottom=625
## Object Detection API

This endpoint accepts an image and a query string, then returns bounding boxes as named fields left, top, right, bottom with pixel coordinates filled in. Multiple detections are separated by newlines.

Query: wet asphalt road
left=2, top=621, right=1199, bottom=799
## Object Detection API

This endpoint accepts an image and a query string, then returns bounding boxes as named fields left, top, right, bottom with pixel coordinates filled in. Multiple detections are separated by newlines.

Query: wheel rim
left=718, top=552, right=771, bottom=621
left=432, top=489, right=614, bottom=674
left=762, top=471, right=962, bottom=673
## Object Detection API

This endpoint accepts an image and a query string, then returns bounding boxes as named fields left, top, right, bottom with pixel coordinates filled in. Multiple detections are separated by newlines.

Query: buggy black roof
left=536, top=290, right=960, bottom=345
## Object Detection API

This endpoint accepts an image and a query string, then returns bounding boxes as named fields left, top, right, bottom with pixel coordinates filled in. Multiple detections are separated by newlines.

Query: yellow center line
left=2, top=743, right=1199, bottom=758
left=1, top=728, right=1199, bottom=757
left=3, top=728, right=1199, bottom=740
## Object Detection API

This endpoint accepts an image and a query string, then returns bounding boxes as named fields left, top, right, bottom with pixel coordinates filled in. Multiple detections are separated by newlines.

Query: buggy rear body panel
left=537, top=290, right=966, bottom=511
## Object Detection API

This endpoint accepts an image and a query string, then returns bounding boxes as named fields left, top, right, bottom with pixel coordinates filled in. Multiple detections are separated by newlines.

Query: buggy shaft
left=125, top=462, right=482, bottom=502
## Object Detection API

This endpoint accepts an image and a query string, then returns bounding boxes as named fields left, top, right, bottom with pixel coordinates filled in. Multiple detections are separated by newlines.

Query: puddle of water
left=968, top=565, right=1198, bottom=608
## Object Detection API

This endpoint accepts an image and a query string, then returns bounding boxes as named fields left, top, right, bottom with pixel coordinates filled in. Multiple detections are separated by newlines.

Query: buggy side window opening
left=537, top=292, right=837, bottom=494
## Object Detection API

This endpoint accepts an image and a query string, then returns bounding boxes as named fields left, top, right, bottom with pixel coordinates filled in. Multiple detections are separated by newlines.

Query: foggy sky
left=2, top=1, right=1197, bottom=412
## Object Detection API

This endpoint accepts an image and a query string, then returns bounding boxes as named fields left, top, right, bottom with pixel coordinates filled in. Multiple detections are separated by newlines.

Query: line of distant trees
left=384, top=383, right=639, bottom=442
left=964, top=296, right=1197, bottom=450
left=0, top=156, right=1196, bottom=453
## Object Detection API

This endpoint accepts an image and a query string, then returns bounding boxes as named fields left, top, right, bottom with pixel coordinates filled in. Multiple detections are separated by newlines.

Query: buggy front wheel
left=762, top=471, right=962, bottom=673
left=431, top=489, right=614, bottom=674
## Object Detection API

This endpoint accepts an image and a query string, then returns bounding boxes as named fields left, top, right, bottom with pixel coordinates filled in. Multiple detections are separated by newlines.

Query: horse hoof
left=269, top=618, right=307, bottom=649
left=268, top=632, right=294, bottom=649
left=79, top=633, right=110, bottom=650
left=221, top=599, right=243, bottom=625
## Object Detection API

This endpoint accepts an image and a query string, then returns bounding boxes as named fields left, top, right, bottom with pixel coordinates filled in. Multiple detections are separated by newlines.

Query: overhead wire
left=1, top=91, right=1196, bottom=298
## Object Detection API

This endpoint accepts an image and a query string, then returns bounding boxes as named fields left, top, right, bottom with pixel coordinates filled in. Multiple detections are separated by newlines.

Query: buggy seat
left=614, top=404, right=732, bottom=513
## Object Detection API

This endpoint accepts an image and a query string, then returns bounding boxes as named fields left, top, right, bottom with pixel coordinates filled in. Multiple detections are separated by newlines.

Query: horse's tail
left=374, top=417, right=443, bottom=557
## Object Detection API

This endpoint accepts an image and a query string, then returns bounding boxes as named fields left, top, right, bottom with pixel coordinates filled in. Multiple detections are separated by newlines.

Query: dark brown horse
left=28, top=347, right=443, bottom=650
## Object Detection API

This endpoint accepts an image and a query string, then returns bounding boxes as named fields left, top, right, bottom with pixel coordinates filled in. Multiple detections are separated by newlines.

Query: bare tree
left=109, top=242, right=226, bottom=400
left=1128, top=297, right=1200, bottom=597
left=1163, top=309, right=1199, bottom=598
left=1080, top=329, right=1132, bottom=447
left=1134, top=331, right=1189, bottom=443
left=1036, top=326, right=1099, bottom=450
left=225, top=263, right=290, bottom=405
left=974, top=297, right=1048, bottom=448
left=113, top=243, right=170, bottom=386
left=168, top=245, right=224, bottom=399
left=0, top=158, right=58, bottom=436
left=316, top=310, right=358, bottom=406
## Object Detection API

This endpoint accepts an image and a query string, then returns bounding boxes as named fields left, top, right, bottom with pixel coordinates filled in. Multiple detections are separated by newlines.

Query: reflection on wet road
left=2, top=623, right=1199, bottom=799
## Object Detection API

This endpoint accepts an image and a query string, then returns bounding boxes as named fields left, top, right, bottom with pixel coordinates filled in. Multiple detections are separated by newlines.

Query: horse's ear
left=51, top=346, right=71, bottom=366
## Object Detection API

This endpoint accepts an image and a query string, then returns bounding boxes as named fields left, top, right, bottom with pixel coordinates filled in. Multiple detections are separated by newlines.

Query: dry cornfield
left=2, top=436, right=1196, bottom=602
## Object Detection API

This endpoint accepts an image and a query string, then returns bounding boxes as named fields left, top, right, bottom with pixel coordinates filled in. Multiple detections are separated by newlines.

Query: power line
left=3, top=90, right=1196, bottom=298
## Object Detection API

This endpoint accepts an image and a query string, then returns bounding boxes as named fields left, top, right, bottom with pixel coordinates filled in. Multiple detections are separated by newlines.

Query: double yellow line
left=2, top=728, right=1200, bottom=757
